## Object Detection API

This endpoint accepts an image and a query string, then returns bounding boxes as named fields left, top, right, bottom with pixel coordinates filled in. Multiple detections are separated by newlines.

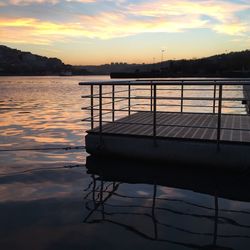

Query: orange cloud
left=2, top=13, right=203, bottom=45
left=78, top=11, right=208, bottom=38
left=0, top=17, right=85, bottom=44
left=0, top=0, right=249, bottom=46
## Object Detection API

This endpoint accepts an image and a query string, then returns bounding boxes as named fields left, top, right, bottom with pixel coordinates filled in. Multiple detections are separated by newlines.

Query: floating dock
left=80, top=79, right=250, bottom=170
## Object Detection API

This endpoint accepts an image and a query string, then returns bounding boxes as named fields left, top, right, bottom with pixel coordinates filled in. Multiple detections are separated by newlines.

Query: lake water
left=0, top=76, right=250, bottom=250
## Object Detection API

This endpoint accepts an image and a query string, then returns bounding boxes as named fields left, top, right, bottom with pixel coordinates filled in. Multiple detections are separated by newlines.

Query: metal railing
left=79, top=79, right=250, bottom=147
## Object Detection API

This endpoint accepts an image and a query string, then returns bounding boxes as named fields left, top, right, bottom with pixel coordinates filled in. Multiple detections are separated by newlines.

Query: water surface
left=0, top=76, right=250, bottom=250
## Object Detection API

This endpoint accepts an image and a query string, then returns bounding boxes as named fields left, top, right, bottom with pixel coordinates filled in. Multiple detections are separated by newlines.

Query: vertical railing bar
left=99, top=84, right=102, bottom=144
left=153, top=84, right=157, bottom=145
left=213, top=82, right=217, bottom=114
left=217, top=84, right=223, bottom=150
left=181, top=82, right=184, bottom=113
left=112, top=85, right=115, bottom=122
left=128, top=84, right=131, bottom=116
left=150, top=82, right=153, bottom=112
left=91, top=85, right=94, bottom=129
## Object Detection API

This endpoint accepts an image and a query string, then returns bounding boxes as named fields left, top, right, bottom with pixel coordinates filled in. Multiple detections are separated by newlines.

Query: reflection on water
left=0, top=76, right=250, bottom=249
left=84, top=156, right=250, bottom=250
left=0, top=76, right=109, bottom=149
left=0, top=151, right=250, bottom=249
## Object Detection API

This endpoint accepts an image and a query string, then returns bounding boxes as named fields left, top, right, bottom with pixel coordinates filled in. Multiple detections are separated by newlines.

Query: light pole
left=161, top=49, right=166, bottom=71
left=161, top=49, right=165, bottom=63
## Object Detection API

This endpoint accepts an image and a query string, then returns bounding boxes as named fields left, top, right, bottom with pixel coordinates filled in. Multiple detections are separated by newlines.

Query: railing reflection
left=83, top=156, right=250, bottom=249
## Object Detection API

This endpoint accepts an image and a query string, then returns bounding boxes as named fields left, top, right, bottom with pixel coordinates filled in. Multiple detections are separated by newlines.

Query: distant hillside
left=1, top=45, right=249, bottom=77
left=110, top=50, right=250, bottom=78
left=161, top=50, right=250, bottom=77
left=0, top=45, right=90, bottom=76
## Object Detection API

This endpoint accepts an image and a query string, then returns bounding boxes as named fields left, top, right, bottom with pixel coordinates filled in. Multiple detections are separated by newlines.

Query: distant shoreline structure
left=110, top=71, right=250, bottom=79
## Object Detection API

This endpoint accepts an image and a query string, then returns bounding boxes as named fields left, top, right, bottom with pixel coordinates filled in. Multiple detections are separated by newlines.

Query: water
left=0, top=76, right=250, bottom=250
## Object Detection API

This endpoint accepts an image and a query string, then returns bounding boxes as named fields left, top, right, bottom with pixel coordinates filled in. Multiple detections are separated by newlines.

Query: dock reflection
left=84, top=156, right=250, bottom=250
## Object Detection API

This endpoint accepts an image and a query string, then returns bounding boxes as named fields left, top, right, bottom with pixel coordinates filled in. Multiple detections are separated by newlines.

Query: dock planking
left=88, top=111, right=250, bottom=143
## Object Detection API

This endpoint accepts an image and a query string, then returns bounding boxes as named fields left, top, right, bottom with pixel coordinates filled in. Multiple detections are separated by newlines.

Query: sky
left=0, top=0, right=250, bottom=65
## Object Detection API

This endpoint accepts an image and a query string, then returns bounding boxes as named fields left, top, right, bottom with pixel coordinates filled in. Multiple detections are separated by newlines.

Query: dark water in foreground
left=0, top=76, right=250, bottom=250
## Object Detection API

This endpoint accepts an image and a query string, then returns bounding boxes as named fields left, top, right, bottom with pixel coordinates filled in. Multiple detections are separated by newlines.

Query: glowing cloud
left=126, top=0, right=250, bottom=36
left=78, top=11, right=208, bottom=38
left=0, top=0, right=250, bottom=44
left=0, top=17, right=90, bottom=44
left=213, top=22, right=248, bottom=35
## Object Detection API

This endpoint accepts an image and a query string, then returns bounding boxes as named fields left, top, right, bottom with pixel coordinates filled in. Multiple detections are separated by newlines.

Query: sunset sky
left=0, top=0, right=250, bottom=65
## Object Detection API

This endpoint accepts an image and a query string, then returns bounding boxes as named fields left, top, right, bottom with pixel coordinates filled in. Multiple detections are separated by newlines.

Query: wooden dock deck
left=89, top=112, right=250, bottom=143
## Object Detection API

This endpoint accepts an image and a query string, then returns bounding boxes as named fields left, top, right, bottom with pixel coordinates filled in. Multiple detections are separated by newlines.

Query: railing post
left=128, top=84, right=131, bottom=116
left=153, top=84, right=157, bottom=145
left=91, top=85, right=94, bottom=129
left=99, top=84, right=102, bottom=144
left=150, top=82, right=153, bottom=112
left=112, top=85, right=115, bottom=122
left=213, top=82, right=217, bottom=114
left=181, top=82, right=184, bottom=113
left=217, top=85, right=223, bottom=150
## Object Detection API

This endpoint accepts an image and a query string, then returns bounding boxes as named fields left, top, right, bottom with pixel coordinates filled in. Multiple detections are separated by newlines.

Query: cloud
left=0, top=0, right=250, bottom=46
left=7, top=0, right=95, bottom=4
left=66, top=0, right=96, bottom=2
left=213, top=22, right=248, bottom=35
left=127, top=0, right=249, bottom=20
left=0, top=17, right=78, bottom=45
left=126, top=0, right=250, bottom=35
left=78, top=11, right=208, bottom=38
left=8, top=0, right=59, bottom=4
left=72, top=0, right=250, bottom=38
